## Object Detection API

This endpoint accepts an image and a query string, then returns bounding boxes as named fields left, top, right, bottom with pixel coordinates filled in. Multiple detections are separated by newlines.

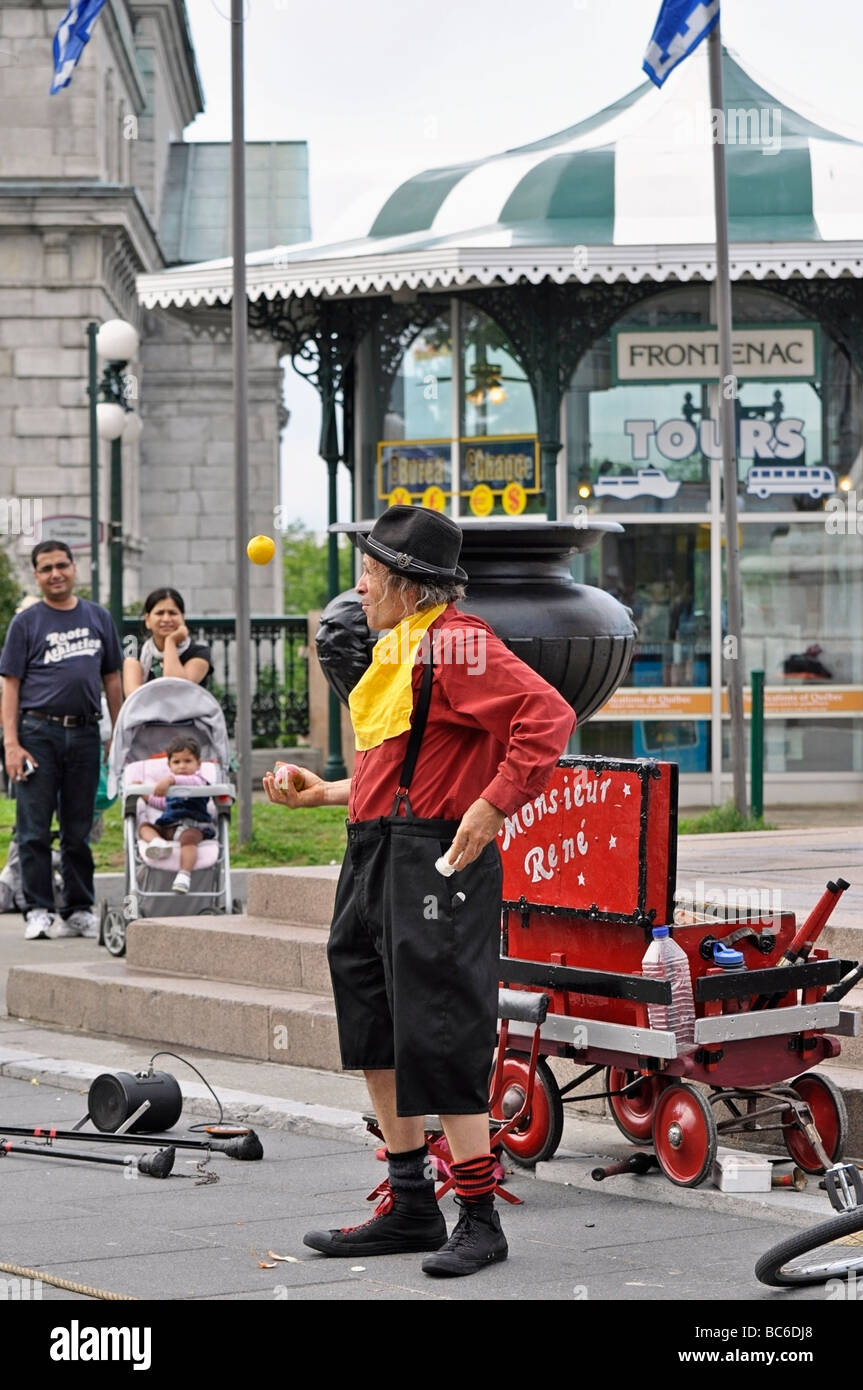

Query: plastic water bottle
left=641, top=926, right=696, bottom=1048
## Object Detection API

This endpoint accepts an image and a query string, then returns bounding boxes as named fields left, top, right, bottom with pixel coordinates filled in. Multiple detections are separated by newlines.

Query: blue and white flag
left=50, top=0, right=108, bottom=94
left=643, top=0, right=719, bottom=88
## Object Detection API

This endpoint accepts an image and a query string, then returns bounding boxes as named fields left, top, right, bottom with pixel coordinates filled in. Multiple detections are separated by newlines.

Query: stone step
left=832, top=985, right=863, bottom=1069
left=822, top=922, right=863, bottom=968
left=245, top=865, right=340, bottom=925
left=6, top=961, right=341, bottom=1072
left=125, top=915, right=331, bottom=994
left=818, top=1062, right=863, bottom=1159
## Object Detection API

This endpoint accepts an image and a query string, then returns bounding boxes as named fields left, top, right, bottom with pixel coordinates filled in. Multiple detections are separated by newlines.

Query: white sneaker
left=171, top=871, right=191, bottom=894
left=59, top=909, right=99, bottom=939
left=24, top=910, right=54, bottom=940
left=141, top=838, right=173, bottom=862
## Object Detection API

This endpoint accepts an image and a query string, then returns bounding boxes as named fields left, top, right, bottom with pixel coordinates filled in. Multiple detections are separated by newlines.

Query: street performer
left=263, top=505, right=574, bottom=1278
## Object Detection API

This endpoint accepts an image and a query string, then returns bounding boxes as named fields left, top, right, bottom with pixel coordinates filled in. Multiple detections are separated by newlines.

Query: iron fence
left=122, top=615, right=310, bottom=745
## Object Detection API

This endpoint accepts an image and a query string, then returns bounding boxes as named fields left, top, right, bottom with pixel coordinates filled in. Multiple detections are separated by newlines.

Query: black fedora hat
left=355, top=505, right=468, bottom=583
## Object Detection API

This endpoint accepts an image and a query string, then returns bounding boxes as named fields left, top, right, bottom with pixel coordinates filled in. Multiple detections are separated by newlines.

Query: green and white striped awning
left=138, top=47, right=863, bottom=310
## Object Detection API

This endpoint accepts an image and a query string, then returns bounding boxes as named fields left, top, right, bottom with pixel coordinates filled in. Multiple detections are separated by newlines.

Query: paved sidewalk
left=0, top=821, right=859, bottom=1351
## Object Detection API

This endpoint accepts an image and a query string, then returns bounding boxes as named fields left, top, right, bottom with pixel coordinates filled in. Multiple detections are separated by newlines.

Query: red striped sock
left=451, top=1152, right=496, bottom=1202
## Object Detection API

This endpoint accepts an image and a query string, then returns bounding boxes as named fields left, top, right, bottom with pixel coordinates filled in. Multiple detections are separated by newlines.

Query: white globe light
left=122, top=410, right=143, bottom=443
left=96, top=402, right=127, bottom=441
left=96, top=318, right=139, bottom=362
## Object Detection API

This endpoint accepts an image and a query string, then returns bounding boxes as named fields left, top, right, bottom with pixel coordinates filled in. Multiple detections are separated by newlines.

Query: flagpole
left=231, top=0, right=252, bottom=844
left=707, top=20, right=747, bottom=817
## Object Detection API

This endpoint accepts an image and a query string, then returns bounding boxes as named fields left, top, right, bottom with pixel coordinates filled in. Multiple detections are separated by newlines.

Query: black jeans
left=15, top=715, right=100, bottom=917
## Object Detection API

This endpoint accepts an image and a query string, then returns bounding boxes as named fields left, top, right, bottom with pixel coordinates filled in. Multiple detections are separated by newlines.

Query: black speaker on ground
left=88, top=1070, right=183, bottom=1133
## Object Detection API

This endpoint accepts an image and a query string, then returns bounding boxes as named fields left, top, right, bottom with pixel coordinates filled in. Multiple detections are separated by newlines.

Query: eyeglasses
left=35, top=562, right=73, bottom=575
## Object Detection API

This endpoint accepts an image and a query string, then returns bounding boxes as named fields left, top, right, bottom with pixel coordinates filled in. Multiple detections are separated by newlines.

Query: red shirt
left=349, top=606, right=576, bottom=822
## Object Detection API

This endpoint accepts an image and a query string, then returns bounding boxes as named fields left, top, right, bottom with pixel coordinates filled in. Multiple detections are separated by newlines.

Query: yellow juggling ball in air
left=246, top=535, right=276, bottom=565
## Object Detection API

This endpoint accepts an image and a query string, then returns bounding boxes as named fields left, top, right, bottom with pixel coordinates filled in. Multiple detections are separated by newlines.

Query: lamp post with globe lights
left=86, top=318, right=142, bottom=629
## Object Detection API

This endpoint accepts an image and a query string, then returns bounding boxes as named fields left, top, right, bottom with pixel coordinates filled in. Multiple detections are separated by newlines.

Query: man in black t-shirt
left=0, top=541, right=123, bottom=939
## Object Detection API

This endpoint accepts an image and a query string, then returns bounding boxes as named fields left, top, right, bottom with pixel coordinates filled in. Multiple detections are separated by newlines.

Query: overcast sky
left=181, top=0, right=863, bottom=531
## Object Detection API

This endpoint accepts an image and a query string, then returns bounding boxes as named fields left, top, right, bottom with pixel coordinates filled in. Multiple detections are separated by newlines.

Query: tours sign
left=613, top=324, right=819, bottom=384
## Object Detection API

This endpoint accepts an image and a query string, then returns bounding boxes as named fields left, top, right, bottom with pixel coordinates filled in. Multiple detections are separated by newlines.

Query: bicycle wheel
left=755, top=1206, right=863, bottom=1287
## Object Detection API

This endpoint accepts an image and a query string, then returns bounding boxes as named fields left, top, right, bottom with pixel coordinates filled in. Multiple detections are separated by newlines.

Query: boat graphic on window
left=594, top=467, right=682, bottom=501
left=746, top=465, right=836, bottom=500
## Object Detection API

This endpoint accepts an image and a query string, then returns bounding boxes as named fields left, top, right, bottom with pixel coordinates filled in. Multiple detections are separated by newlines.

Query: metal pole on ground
left=109, top=437, right=123, bottom=631
left=750, top=669, right=764, bottom=821
left=322, top=386, right=347, bottom=781
left=87, top=322, right=100, bottom=602
left=231, top=0, right=252, bottom=843
left=708, top=23, right=747, bottom=817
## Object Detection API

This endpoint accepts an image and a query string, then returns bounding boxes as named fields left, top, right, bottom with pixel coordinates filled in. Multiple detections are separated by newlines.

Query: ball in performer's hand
left=274, top=762, right=304, bottom=791
left=247, top=535, right=276, bottom=565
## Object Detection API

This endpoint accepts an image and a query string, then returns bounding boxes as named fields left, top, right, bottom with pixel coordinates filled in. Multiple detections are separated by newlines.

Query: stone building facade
left=0, top=0, right=309, bottom=615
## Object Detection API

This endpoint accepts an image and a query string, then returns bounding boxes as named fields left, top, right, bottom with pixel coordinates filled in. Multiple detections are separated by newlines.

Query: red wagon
left=491, top=756, right=859, bottom=1188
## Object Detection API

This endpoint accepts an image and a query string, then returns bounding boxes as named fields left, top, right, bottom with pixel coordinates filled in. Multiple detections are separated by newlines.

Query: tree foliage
left=281, top=519, right=353, bottom=614
left=0, top=547, right=23, bottom=649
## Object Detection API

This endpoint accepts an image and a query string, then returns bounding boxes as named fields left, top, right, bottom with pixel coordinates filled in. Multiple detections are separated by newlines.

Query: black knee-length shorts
left=328, top=815, right=502, bottom=1117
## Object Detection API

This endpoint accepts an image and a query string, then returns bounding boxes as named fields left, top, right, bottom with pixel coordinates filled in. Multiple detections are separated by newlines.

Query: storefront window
left=462, top=307, right=536, bottom=439
left=379, top=306, right=543, bottom=517
left=575, top=523, right=712, bottom=771
left=566, top=286, right=861, bottom=522
left=579, top=523, right=711, bottom=687
left=383, top=318, right=452, bottom=442
left=722, top=720, right=863, bottom=775
left=736, top=522, right=862, bottom=687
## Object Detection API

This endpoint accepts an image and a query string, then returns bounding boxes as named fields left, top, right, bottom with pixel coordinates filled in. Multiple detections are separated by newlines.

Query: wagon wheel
left=652, top=1083, right=717, bottom=1187
left=781, top=1072, right=848, bottom=1175
left=101, top=905, right=127, bottom=958
left=605, top=1067, right=669, bottom=1144
left=491, top=1052, right=563, bottom=1169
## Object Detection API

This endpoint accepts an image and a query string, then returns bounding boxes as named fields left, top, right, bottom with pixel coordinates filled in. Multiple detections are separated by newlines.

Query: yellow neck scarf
left=349, top=604, right=446, bottom=751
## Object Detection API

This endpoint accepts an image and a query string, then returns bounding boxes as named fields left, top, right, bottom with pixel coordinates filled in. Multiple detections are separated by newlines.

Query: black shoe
left=421, top=1198, right=508, bottom=1277
left=303, top=1184, right=447, bottom=1257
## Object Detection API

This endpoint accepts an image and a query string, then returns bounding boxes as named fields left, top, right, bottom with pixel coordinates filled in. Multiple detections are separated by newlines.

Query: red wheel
left=491, top=1052, right=563, bottom=1168
left=605, top=1067, right=668, bottom=1144
left=782, top=1072, right=848, bottom=1175
left=652, top=1084, right=717, bottom=1187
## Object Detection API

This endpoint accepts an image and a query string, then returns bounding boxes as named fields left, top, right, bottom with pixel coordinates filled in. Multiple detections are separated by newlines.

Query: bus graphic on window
left=745, top=465, right=836, bottom=500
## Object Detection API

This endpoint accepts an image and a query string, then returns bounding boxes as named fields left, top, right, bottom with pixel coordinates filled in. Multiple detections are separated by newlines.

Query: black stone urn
left=316, top=519, right=637, bottom=725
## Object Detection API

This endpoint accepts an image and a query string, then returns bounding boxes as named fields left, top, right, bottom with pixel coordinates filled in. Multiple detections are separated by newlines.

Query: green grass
left=0, top=797, right=348, bottom=871
left=0, top=794, right=777, bottom=868
left=678, top=801, right=775, bottom=835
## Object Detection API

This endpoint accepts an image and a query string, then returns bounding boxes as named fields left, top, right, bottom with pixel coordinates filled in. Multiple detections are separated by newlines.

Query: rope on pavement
left=0, top=1259, right=139, bottom=1300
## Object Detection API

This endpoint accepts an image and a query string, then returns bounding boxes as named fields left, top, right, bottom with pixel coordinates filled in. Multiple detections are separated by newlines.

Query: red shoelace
left=341, top=1180, right=394, bottom=1233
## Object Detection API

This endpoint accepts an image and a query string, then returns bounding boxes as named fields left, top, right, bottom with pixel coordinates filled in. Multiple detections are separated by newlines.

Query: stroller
left=101, top=678, right=239, bottom=956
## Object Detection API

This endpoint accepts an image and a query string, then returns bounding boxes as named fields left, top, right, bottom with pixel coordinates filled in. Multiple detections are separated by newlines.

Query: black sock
left=387, top=1144, right=433, bottom=1193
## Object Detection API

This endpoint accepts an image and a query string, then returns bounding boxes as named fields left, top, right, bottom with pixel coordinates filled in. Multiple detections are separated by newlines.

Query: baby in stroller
left=138, top=735, right=217, bottom=894
left=102, top=678, right=237, bottom=955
